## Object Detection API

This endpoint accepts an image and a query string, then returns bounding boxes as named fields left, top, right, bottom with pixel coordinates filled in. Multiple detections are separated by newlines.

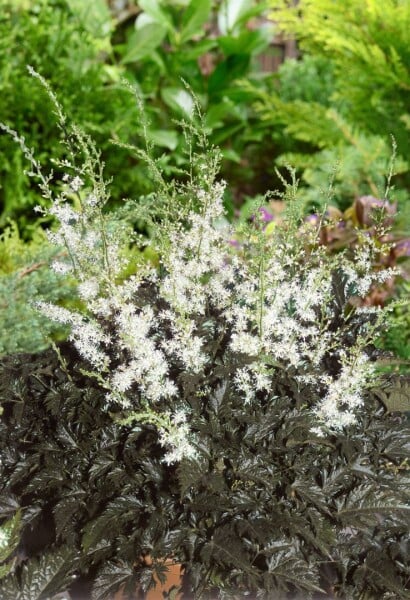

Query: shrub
left=0, top=338, right=409, bottom=598
left=270, top=0, right=410, bottom=147
left=0, top=0, right=141, bottom=232
left=0, top=222, right=75, bottom=356
left=276, top=55, right=335, bottom=106
left=252, top=0, right=410, bottom=212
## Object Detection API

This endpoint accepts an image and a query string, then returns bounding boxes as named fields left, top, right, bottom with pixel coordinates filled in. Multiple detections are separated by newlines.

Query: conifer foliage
left=258, top=0, right=410, bottom=211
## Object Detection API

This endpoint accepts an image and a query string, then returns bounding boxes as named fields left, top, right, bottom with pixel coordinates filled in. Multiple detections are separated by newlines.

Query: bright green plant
left=251, top=0, right=410, bottom=212
left=0, top=222, right=76, bottom=356
left=253, top=70, right=409, bottom=212
left=115, top=0, right=278, bottom=204
left=0, top=0, right=143, bottom=233
left=270, top=0, right=410, bottom=144
left=276, top=54, right=335, bottom=106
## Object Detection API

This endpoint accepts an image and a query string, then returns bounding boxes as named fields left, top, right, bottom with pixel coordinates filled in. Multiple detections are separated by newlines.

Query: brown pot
left=146, top=559, right=182, bottom=599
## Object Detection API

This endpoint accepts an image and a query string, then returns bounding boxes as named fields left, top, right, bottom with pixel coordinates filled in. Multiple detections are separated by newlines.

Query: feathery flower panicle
left=159, top=410, right=198, bottom=464
left=35, top=302, right=110, bottom=370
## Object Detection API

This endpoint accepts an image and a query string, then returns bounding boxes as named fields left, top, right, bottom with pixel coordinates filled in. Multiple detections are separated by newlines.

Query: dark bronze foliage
left=0, top=340, right=409, bottom=600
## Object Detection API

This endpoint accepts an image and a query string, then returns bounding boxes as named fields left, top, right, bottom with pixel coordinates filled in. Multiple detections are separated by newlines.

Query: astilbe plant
left=0, top=72, right=409, bottom=599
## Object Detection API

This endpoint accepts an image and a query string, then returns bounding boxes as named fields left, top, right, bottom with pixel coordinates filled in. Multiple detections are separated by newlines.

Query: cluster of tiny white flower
left=159, top=410, right=198, bottom=464
left=156, top=182, right=238, bottom=376
left=36, top=302, right=110, bottom=370
left=313, top=352, right=375, bottom=431
left=110, top=300, right=178, bottom=403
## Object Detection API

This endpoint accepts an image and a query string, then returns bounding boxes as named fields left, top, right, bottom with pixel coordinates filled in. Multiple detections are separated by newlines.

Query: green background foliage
left=0, top=0, right=139, bottom=232
left=0, top=223, right=75, bottom=356
left=263, top=0, right=410, bottom=214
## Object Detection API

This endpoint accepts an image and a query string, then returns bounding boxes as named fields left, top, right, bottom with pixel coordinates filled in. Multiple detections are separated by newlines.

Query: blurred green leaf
left=217, top=0, right=264, bottom=34
left=161, top=87, right=195, bottom=117
left=181, top=38, right=217, bottom=61
left=180, top=0, right=212, bottom=43
left=208, top=55, right=250, bottom=95
left=218, top=29, right=271, bottom=56
left=221, top=148, right=242, bottom=163
left=212, top=122, right=244, bottom=144
left=206, top=102, right=236, bottom=128
left=138, top=0, right=173, bottom=31
left=148, top=129, right=179, bottom=150
left=65, top=0, right=112, bottom=38
left=121, top=18, right=167, bottom=64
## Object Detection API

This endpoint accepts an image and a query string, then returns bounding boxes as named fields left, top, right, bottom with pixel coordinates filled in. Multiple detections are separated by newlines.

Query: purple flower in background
left=304, top=214, right=320, bottom=225
left=393, top=239, right=410, bottom=258
left=258, top=207, right=275, bottom=222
